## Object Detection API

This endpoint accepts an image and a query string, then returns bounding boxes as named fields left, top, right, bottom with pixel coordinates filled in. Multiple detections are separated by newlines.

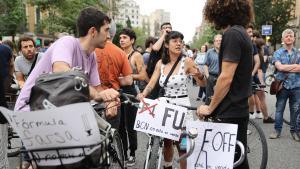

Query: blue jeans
left=274, top=87, right=300, bottom=134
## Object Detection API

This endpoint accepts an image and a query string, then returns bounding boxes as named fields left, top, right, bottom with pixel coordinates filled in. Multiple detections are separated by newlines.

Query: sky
left=134, top=0, right=206, bottom=43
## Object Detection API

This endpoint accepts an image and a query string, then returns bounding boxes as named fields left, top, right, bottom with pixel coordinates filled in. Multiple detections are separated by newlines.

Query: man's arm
left=132, top=53, right=147, bottom=81
left=274, top=61, right=299, bottom=72
left=119, top=75, right=133, bottom=86
left=257, top=69, right=265, bottom=85
left=289, top=64, right=300, bottom=72
left=15, top=72, right=25, bottom=88
left=119, top=53, right=133, bottom=86
left=208, top=61, right=238, bottom=112
left=204, top=65, right=209, bottom=78
left=252, top=54, right=260, bottom=76
left=152, top=30, right=168, bottom=51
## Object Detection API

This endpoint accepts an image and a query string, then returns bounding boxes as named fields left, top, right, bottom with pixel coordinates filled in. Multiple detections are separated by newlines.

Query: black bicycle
left=7, top=125, right=21, bottom=157
left=3, top=92, right=141, bottom=169
left=5, top=92, right=22, bottom=157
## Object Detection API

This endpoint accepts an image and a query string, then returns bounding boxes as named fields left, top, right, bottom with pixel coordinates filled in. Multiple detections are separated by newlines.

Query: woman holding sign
left=138, top=31, right=205, bottom=169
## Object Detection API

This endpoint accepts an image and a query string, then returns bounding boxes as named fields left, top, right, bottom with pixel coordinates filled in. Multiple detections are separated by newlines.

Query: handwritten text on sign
left=186, top=121, right=238, bottom=169
left=134, top=98, right=187, bottom=141
left=0, top=103, right=101, bottom=166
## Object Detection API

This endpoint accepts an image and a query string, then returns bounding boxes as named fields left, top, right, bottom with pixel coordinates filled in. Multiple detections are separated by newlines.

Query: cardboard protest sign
left=186, top=121, right=238, bottom=169
left=134, top=98, right=187, bottom=141
left=0, top=103, right=102, bottom=166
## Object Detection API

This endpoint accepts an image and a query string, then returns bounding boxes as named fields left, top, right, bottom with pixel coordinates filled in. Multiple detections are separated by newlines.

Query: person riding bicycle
left=138, top=31, right=205, bottom=169
left=15, top=7, right=119, bottom=113
left=14, top=7, right=119, bottom=169
left=197, top=1, right=254, bottom=169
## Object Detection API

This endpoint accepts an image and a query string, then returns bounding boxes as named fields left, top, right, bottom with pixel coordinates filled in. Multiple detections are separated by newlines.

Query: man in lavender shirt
left=15, top=7, right=119, bottom=115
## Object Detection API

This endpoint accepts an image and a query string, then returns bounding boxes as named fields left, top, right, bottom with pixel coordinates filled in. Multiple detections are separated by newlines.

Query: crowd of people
left=0, top=0, right=300, bottom=169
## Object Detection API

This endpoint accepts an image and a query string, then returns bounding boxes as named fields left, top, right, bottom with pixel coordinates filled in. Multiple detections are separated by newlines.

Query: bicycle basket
left=21, top=136, right=109, bottom=169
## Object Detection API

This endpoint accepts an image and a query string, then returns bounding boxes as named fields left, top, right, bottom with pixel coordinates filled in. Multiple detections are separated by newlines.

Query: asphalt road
left=8, top=83, right=300, bottom=169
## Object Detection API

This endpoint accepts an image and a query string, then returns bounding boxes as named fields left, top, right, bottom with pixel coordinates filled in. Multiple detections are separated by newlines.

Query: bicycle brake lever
left=176, top=128, right=198, bottom=162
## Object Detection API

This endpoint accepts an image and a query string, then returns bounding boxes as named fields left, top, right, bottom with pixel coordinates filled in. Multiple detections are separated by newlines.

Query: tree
left=112, top=23, right=124, bottom=47
left=253, top=0, right=295, bottom=48
left=0, top=0, right=27, bottom=41
left=30, top=0, right=108, bottom=36
left=133, top=27, right=148, bottom=49
left=126, top=16, right=132, bottom=28
left=191, top=25, right=218, bottom=49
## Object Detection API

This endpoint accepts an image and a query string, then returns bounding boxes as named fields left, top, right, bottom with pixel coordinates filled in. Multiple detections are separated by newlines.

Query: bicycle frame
left=144, top=128, right=198, bottom=169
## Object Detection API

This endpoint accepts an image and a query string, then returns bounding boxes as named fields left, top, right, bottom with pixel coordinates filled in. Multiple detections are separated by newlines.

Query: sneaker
left=249, top=113, right=256, bottom=119
left=263, top=117, right=275, bottom=123
left=255, top=112, right=263, bottom=119
left=126, top=156, right=136, bottom=167
left=269, top=132, right=281, bottom=139
left=196, top=97, right=201, bottom=101
left=291, top=133, right=300, bottom=142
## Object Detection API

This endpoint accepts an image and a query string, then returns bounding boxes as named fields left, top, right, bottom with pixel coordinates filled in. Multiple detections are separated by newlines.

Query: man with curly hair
left=197, top=0, right=254, bottom=168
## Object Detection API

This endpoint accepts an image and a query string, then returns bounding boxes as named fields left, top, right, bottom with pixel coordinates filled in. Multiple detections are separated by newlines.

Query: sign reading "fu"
left=134, top=98, right=188, bottom=141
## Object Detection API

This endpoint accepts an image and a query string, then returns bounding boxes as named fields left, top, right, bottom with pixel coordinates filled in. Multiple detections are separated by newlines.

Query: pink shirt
left=15, top=36, right=100, bottom=111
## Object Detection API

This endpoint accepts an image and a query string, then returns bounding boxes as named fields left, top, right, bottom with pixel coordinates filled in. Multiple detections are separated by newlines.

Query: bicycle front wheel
left=247, top=119, right=268, bottom=169
left=145, top=136, right=160, bottom=169
left=108, top=129, right=125, bottom=169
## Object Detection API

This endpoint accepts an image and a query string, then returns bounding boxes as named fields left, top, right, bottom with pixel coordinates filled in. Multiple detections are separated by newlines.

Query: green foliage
left=133, top=27, right=148, bottom=49
left=30, top=0, right=107, bottom=35
left=253, top=0, right=295, bottom=47
left=112, top=23, right=124, bottom=47
left=191, top=25, right=218, bottom=49
left=126, top=16, right=132, bottom=28
left=0, top=0, right=27, bottom=39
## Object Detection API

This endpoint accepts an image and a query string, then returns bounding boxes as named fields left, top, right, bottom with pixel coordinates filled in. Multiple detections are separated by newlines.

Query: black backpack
left=29, top=70, right=90, bottom=110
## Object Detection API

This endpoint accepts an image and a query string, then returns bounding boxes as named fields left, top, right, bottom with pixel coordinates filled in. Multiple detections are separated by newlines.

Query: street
left=8, top=83, right=300, bottom=169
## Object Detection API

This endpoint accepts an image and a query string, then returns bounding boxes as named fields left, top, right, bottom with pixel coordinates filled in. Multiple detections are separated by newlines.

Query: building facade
left=148, top=9, right=170, bottom=37
left=115, top=0, right=141, bottom=27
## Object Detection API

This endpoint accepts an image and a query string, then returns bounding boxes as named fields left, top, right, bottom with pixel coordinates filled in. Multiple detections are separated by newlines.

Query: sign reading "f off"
left=134, top=98, right=187, bottom=141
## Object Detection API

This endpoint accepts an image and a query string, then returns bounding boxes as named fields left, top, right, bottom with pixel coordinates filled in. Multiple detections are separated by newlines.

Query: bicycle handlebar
left=252, top=83, right=268, bottom=93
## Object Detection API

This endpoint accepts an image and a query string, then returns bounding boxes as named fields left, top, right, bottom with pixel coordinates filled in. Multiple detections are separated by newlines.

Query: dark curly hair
left=77, top=7, right=111, bottom=37
left=204, top=0, right=254, bottom=29
left=119, top=28, right=137, bottom=45
left=162, top=31, right=184, bottom=64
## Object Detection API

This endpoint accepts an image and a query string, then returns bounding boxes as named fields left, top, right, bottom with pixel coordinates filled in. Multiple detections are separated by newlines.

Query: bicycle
left=121, top=94, right=246, bottom=169
left=248, top=83, right=269, bottom=169
left=5, top=91, right=22, bottom=157
left=7, top=124, right=21, bottom=157
left=1, top=92, right=141, bottom=169
left=247, top=119, right=268, bottom=169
